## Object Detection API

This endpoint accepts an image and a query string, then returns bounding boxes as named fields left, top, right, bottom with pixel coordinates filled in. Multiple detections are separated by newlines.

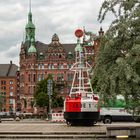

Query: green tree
left=93, top=0, right=140, bottom=115
left=34, top=74, right=64, bottom=111
left=34, top=77, right=49, bottom=112
left=35, top=92, right=48, bottom=107
left=0, top=95, right=3, bottom=110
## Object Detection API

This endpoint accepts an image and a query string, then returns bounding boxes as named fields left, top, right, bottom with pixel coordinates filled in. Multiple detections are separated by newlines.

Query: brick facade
left=0, top=61, right=19, bottom=113
left=19, top=31, right=104, bottom=113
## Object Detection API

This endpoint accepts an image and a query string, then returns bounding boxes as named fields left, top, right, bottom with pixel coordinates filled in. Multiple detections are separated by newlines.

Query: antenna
left=83, top=26, right=86, bottom=43
left=29, top=0, right=31, bottom=12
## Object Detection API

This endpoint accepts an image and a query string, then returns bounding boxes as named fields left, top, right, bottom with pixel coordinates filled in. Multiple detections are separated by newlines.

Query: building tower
left=25, top=0, right=35, bottom=44
left=19, top=0, right=37, bottom=113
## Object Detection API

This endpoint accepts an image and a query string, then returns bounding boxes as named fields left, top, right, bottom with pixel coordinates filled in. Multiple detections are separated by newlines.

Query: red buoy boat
left=64, top=29, right=100, bottom=126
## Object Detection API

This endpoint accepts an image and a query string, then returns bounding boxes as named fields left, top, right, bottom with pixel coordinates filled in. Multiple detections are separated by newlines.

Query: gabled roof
left=0, top=63, right=18, bottom=77
left=24, top=41, right=77, bottom=55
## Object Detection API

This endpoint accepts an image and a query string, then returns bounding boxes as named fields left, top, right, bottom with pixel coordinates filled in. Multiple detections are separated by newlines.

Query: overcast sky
left=0, top=0, right=113, bottom=66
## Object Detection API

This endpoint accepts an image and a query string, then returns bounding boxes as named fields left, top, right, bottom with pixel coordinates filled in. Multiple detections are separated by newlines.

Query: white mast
left=69, top=36, right=93, bottom=97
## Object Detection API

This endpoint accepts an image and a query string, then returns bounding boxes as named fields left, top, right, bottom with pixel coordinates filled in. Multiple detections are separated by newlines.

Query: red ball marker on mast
left=75, top=29, right=83, bottom=38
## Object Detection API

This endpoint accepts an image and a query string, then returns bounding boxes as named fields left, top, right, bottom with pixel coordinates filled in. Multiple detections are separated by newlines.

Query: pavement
left=0, top=120, right=139, bottom=139
left=0, top=120, right=106, bottom=138
left=0, top=121, right=106, bottom=133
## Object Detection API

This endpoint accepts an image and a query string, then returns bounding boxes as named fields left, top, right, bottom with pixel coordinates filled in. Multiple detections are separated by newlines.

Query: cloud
left=5, top=44, right=20, bottom=58
left=0, top=0, right=112, bottom=66
left=0, top=44, right=20, bottom=65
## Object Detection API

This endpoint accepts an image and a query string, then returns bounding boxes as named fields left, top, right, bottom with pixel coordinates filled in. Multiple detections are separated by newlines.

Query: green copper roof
left=25, top=11, right=35, bottom=29
left=25, top=0, right=35, bottom=42
left=28, top=44, right=37, bottom=53
left=26, top=21, right=35, bottom=29
left=28, top=38, right=37, bottom=53
left=75, top=39, right=83, bottom=52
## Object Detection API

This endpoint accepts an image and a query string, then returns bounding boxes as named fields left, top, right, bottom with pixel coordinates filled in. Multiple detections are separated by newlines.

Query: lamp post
left=47, top=79, right=53, bottom=120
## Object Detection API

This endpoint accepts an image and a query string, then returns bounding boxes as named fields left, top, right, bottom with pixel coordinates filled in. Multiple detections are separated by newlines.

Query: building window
left=38, top=74, right=41, bottom=81
left=48, top=64, right=54, bottom=69
left=58, top=64, right=61, bottom=69
left=9, top=80, right=13, bottom=84
left=58, top=64, right=63, bottom=69
left=10, top=92, right=13, bottom=96
left=57, top=74, right=63, bottom=81
left=48, top=64, right=51, bottom=69
left=38, top=63, right=44, bottom=69
left=42, top=74, right=44, bottom=80
left=59, top=54, right=61, bottom=58
left=2, top=92, right=6, bottom=95
left=10, top=86, right=13, bottom=90
left=60, top=64, right=63, bottom=69
left=38, top=64, right=41, bottom=69
left=37, top=74, right=44, bottom=81
left=1, top=81, right=6, bottom=85
left=9, top=99, right=14, bottom=104
left=33, top=74, right=36, bottom=82
left=42, top=64, right=44, bottom=69
left=2, top=86, right=6, bottom=90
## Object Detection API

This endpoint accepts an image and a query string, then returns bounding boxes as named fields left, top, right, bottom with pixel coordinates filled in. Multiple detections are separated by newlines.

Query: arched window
left=60, top=64, right=63, bottom=69
left=38, top=74, right=41, bottom=81
left=57, top=74, right=63, bottom=81
left=58, top=63, right=61, bottom=69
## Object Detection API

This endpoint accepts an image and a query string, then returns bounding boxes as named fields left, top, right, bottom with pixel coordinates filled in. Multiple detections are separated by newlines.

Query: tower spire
left=28, top=0, right=32, bottom=22
left=25, top=0, right=35, bottom=42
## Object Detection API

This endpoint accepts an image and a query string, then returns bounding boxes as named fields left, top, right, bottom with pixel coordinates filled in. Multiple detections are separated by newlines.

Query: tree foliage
left=93, top=0, right=140, bottom=115
left=34, top=75, right=52, bottom=109
left=34, top=74, right=64, bottom=110
left=0, top=95, right=3, bottom=110
left=35, top=92, right=48, bottom=107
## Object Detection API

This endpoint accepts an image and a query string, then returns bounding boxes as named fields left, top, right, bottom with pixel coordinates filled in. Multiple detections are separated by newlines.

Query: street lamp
left=47, top=79, right=53, bottom=120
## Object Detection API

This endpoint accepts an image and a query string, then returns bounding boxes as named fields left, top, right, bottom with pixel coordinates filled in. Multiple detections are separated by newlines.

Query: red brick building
left=0, top=61, right=19, bottom=114
left=19, top=8, right=104, bottom=113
